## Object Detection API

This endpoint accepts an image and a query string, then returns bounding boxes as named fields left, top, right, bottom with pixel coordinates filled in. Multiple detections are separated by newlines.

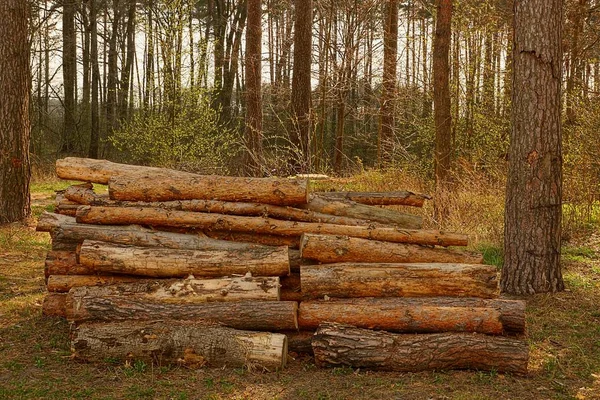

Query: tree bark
left=298, top=297, right=525, bottom=334
left=313, top=323, right=528, bottom=374
left=47, top=274, right=141, bottom=293
left=61, top=0, right=78, bottom=155
left=45, top=251, right=91, bottom=279
left=76, top=206, right=468, bottom=247
left=503, top=0, right=564, bottom=294
left=56, top=157, right=168, bottom=184
left=300, top=234, right=483, bottom=264
left=78, top=240, right=290, bottom=278
left=290, top=0, right=312, bottom=172
left=72, top=320, right=288, bottom=371
left=0, top=0, right=31, bottom=223
left=65, top=293, right=298, bottom=331
left=433, top=0, right=453, bottom=220
left=315, top=191, right=431, bottom=207
left=63, top=185, right=376, bottom=226
left=301, top=263, right=498, bottom=299
left=303, top=195, right=422, bottom=228
left=244, top=0, right=263, bottom=175
left=65, top=275, right=280, bottom=303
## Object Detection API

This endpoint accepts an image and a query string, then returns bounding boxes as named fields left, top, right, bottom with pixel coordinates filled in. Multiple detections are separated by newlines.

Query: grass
left=2, top=173, right=600, bottom=399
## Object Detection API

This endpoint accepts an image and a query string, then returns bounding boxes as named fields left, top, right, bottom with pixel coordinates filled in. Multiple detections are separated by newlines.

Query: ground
left=1, top=179, right=600, bottom=400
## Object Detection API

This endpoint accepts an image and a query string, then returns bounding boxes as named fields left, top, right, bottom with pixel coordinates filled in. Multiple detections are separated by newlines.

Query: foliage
left=109, top=89, right=239, bottom=173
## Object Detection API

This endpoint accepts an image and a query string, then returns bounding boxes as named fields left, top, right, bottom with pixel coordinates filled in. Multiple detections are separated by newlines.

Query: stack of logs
left=39, top=157, right=528, bottom=374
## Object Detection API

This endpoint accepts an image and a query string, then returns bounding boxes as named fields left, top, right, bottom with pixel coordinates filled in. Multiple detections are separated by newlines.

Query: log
left=72, top=320, right=288, bottom=371
left=76, top=206, right=468, bottom=247
left=65, top=275, right=280, bottom=303
left=47, top=274, right=141, bottom=293
left=64, top=185, right=373, bottom=226
left=79, top=240, right=290, bottom=278
left=280, top=273, right=303, bottom=302
left=204, top=231, right=301, bottom=249
left=45, top=251, right=93, bottom=279
left=65, top=292, right=299, bottom=330
left=298, top=297, right=525, bottom=334
left=312, top=323, right=529, bottom=374
left=301, top=263, right=498, bottom=299
left=38, top=212, right=290, bottom=254
left=50, top=236, right=81, bottom=251
left=303, top=195, right=422, bottom=228
left=315, top=190, right=431, bottom=207
left=42, top=293, right=67, bottom=317
left=109, top=172, right=308, bottom=206
left=56, top=157, right=168, bottom=184
left=300, top=234, right=483, bottom=264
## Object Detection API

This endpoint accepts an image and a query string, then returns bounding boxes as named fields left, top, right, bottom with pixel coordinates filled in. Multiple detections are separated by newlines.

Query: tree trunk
left=244, top=0, right=263, bottom=175
left=298, top=297, right=525, bottom=334
left=47, top=274, right=141, bottom=293
left=300, top=234, right=483, bottom=264
left=72, top=320, right=287, bottom=371
left=65, top=275, right=280, bottom=303
left=433, top=0, right=453, bottom=220
left=378, top=0, right=398, bottom=166
left=61, top=0, right=78, bottom=155
left=301, top=263, right=498, bottom=299
left=65, top=293, right=298, bottom=331
left=290, top=0, right=312, bottom=172
left=76, top=206, right=468, bottom=247
left=314, top=191, right=430, bottom=207
left=303, top=195, right=423, bottom=228
left=502, top=0, right=564, bottom=294
left=313, top=323, right=528, bottom=374
left=0, top=0, right=31, bottom=223
left=78, top=240, right=290, bottom=278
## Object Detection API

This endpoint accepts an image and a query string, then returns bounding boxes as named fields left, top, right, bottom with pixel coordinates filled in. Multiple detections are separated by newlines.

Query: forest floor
left=1, top=176, right=600, bottom=400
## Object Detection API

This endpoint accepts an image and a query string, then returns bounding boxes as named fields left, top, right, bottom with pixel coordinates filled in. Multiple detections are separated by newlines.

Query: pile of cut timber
left=38, top=157, right=528, bottom=373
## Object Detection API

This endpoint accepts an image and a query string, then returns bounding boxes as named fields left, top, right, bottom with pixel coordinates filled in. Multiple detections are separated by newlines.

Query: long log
left=76, top=206, right=468, bottom=247
left=56, top=157, right=168, bottom=184
left=300, top=234, right=483, bottom=264
left=79, top=240, right=290, bottom=278
left=64, top=185, right=374, bottom=226
left=42, top=293, right=67, bottom=317
left=65, top=275, right=280, bottom=303
left=47, top=274, right=141, bottom=293
left=315, top=191, right=431, bottom=207
left=205, top=231, right=301, bottom=249
left=65, top=292, right=299, bottom=330
left=312, top=323, right=528, bottom=374
left=72, top=320, right=288, bottom=371
left=301, top=263, right=498, bottom=298
left=298, top=297, right=525, bottom=334
left=109, top=172, right=308, bottom=206
left=303, top=195, right=422, bottom=228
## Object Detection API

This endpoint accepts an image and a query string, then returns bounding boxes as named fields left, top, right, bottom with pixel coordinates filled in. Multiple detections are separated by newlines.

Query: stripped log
left=78, top=240, right=290, bottom=278
left=76, top=206, right=468, bottom=247
left=298, top=297, right=525, bottom=334
left=72, top=320, right=288, bottom=370
left=42, top=293, right=67, bottom=317
left=47, top=274, right=141, bottom=293
left=109, top=172, right=308, bottom=206
left=45, top=251, right=92, bottom=279
left=64, top=185, right=373, bottom=226
left=300, top=234, right=483, bottom=264
left=65, top=275, right=280, bottom=303
left=315, top=191, right=431, bottom=207
left=65, top=291, right=299, bottom=330
left=56, top=157, right=167, bottom=184
left=204, top=231, right=301, bottom=249
left=313, top=323, right=529, bottom=374
left=301, top=263, right=498, bottom=299
left=303, top=195, right=422, bottom=228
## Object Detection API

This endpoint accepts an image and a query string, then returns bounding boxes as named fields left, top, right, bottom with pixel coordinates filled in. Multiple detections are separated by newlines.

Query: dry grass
left=1, top=175, right=600, bottom=399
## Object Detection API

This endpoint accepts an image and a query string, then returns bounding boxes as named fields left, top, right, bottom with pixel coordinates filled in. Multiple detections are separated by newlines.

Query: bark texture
left=300, top=234, right=483, bottom=264
left=47, top=274, right=141, bottom=293
left=298, top=297, right=525, bottom=334
left=503, top=0, right=564, bottom=294
left=72, top=320, right=287, bottom=370
left=313, top=323, right=528, bottom=374
left=76, top=206, right=467, bottom=247
left=301, top=263, right=498, bottom=299
left=78, top=240, right=290, bottom=278
left=315, top=191, right=431, bottom=207
left=0, top=0, right=31, bottom=223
